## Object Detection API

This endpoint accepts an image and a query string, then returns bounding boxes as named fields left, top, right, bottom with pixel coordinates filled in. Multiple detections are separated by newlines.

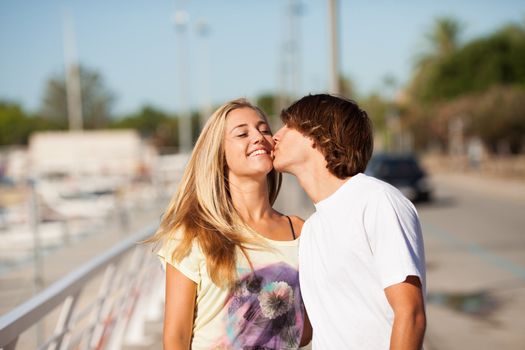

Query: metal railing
left=0, top=223, right=163, bottom=350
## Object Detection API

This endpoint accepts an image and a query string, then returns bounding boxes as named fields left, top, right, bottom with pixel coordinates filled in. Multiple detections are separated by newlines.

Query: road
left=276, top=172, right=525, bottom=350
left=418, top=174, right=525, bottom=350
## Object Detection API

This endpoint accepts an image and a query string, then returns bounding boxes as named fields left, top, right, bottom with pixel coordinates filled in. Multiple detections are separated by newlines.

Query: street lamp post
left=173, top=10, right=192, bottom=153
left=62, top=9, right=83, bottom=131
left=196, top=19, right=212, bottom=130
left=328, top=0, right=341, bottom=94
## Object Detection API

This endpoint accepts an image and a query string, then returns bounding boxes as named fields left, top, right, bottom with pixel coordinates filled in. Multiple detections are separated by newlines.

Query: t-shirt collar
left=314, top=173, right=363, bottom=211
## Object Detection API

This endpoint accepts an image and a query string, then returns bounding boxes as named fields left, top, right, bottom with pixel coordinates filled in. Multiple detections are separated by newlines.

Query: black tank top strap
left=285, top=215, right=296, bottom=240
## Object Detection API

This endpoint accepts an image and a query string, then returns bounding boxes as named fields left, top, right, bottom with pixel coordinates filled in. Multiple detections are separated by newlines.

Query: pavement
left=418, top=172, right=525, bottom=350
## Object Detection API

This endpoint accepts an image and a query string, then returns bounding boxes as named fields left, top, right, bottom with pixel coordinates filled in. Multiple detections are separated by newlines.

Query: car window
left=383, top=159, right=422, bottom=177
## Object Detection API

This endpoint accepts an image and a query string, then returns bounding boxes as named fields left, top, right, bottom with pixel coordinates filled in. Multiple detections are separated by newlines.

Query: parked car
left=365, top=153, right=433, bottom=202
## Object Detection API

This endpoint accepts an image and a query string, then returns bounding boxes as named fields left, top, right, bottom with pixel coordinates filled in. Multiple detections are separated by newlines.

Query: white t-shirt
left=299, top=173, right=426, bottom=349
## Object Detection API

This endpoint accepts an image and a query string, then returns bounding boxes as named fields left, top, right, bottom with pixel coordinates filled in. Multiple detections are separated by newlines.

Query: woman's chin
left=243, top=166, right=274, bottom=179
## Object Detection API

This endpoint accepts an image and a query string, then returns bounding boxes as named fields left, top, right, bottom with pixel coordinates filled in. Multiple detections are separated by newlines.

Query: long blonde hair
left=149, top=99, right=281, bottom=288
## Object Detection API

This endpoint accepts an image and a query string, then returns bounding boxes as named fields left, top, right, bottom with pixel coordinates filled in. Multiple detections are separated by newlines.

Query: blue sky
left=1, top=0, right=524, bottom=116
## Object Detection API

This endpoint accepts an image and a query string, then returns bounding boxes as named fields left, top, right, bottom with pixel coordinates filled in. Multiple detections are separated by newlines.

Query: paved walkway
left=429, top=171, right=525, bottom=202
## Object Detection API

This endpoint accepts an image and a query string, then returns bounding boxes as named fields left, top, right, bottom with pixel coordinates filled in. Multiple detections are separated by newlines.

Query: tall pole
left=289, top=0, right=301, bottom=99
left=29, top=179, right=44, bottom=344
left=173, top=6, right=192, bottom=153
left=62, top=9, right=83, bottom=131
left=328, top=0, right=341, bottom=94
left=277, top=0, right=302, bottom=115
left=196, top=19, right=212, bottom=130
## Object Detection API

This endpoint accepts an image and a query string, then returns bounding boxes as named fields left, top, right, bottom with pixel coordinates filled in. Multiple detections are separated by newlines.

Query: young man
left=273, top=94, right=426, bottom=349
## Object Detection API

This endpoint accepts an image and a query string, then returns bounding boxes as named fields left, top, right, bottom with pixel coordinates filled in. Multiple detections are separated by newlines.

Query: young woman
left=149, top=99, right=312, bottom=350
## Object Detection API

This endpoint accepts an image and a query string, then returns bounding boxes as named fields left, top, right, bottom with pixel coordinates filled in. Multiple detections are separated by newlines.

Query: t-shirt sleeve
left=157, top=235, right=202, bottom=283
left=364, top=189, right=426, bottom=290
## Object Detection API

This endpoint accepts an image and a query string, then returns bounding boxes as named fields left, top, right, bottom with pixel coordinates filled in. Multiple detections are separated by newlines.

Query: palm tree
left=425, top=17, right=463, bottom=60
left=409, top=17, right=463, bottom=101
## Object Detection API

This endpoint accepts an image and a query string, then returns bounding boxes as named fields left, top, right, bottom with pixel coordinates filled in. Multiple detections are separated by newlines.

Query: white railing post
left=146, top=265, right=164, bottom=321
left=3, top=338, right=19, bottom=350
left=105, top=248, right=148, bottom=350
left=86, top=263, right=119, bottom=349
left=50, top=291, right=80, bottom=350
left=124, top=259, right=162, bottom=346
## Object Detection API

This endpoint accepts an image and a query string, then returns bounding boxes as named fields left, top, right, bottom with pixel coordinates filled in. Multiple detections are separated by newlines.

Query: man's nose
left=273, top=128, right=283, bottom=142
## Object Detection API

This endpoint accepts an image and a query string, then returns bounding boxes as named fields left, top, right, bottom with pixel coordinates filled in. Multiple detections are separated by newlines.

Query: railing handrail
left=0, top=222, right=158, bottom=347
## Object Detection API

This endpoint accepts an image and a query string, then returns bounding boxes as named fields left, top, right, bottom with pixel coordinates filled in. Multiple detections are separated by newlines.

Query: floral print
left=258, top=282, right=294, bottom=319
left=220, top=262, right=304, bottom=350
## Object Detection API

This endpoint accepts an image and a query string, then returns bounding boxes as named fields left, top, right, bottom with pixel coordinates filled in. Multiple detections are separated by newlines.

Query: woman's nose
left=253, top=131, right=264, bottom=143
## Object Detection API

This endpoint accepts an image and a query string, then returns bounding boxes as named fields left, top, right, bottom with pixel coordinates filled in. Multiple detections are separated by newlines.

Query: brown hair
left=147, top=99, right=281, bottom=288
left=281, top=94, right=373, bottom=179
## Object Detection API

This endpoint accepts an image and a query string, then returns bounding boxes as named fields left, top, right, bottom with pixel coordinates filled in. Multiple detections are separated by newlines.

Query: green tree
left=472, top=85, right=525, bottom=153
left=423, top=24, right=525, bottom=101
left=360, top=93, right=389, bottom=131
left=339, top=75, right=356, bottom=99
left=403, top=19, right=525, bottom=153
left=40, top=65, right=114, bottom=129
left=410, top=17, right=463, bottom=101
left=111, top=105, right=179, bottom=149
left=0, top=101, right=56, bottom=145
left=0, top=101, right=32, bottom=145
left=256, top=93, right=278, bottom=118
left=255, top=93, right=284, bottom=131
left=112, top=106, right=169, bottom=136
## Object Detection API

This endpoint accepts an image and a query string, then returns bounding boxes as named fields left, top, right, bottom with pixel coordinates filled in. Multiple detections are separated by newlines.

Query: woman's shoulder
left=287, top=215, right=305, bottom=238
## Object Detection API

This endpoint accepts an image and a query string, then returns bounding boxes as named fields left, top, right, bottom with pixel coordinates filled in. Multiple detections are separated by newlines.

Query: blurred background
left=0, top=0, right=524, bottom=349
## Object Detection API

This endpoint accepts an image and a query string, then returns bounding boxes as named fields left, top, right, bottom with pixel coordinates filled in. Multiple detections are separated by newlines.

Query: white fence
left=0, top=224, right=163, bottom=350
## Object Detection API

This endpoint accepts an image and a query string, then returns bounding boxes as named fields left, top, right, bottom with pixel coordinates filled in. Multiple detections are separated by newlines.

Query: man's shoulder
left=356, top=174, right=409, bottom=202
left=302, top=212, right=318, bottom=228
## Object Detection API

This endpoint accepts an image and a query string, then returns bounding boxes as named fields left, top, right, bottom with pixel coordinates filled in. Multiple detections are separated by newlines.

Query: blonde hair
left=148, top=98, right=281, bottom=288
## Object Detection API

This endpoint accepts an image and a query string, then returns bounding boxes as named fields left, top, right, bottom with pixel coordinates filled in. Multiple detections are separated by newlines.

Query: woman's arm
left=300, top=309, right=313, bottom=346
left=292, top=215, right=312, bottom=347
left=163, top=263, right=197, bottom=350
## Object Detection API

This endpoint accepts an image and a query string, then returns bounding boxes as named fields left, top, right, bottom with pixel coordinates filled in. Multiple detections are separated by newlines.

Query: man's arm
left=384, top=275, right=426, bottom=350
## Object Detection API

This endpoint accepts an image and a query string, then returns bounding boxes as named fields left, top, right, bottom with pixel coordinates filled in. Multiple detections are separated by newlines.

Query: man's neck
left=293, top=163, right=351, bottom=204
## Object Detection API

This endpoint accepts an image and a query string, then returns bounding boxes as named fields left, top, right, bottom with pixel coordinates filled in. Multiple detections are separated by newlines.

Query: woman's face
left=224, top=107, right=275, bottom=180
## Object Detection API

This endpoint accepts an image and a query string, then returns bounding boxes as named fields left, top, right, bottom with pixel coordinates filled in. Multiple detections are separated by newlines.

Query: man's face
left=272, top=124, right=315, bottom=174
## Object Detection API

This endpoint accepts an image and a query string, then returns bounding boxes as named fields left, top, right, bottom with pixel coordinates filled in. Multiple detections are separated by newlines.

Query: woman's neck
left=228, top=174, right=274, bottom=222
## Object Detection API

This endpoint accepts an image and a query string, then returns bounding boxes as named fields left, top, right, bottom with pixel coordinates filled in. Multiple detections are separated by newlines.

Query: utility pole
left=63, top=9, right=83, bottom=131
left=196, top=19, right=212, bottom=130
left=29, top=178, right=44, bottom=344
left=328, top=0, right=341, bottom=94
left=173, top=4, right=192, bottom=153
left=277, top=0, right=302, bottom=115
left=288, top=0, right=301, bottom=99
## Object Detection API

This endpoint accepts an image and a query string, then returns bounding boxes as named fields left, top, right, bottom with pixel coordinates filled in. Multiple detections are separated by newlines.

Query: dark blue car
left=365, top=153, right=433, bottom=202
